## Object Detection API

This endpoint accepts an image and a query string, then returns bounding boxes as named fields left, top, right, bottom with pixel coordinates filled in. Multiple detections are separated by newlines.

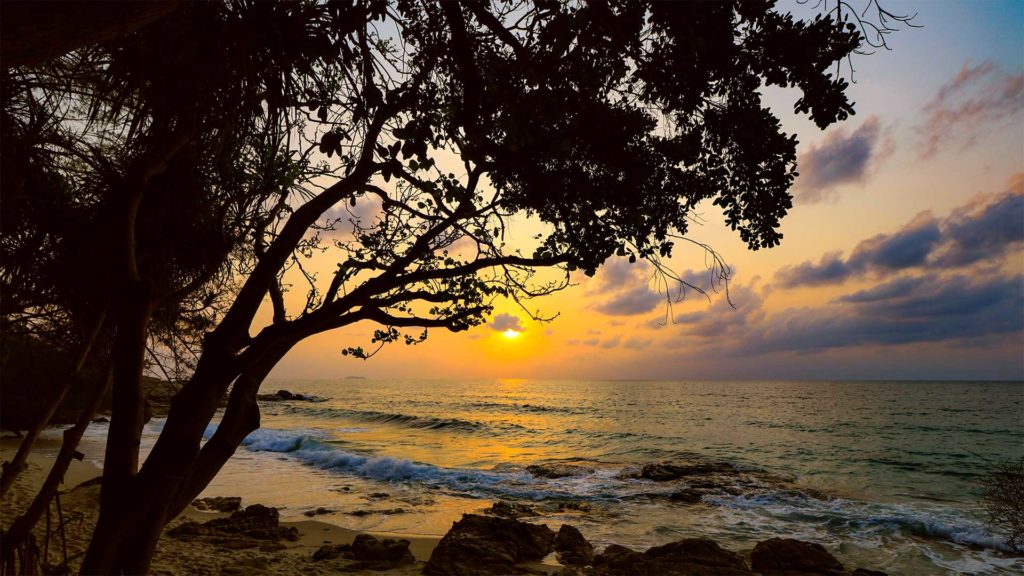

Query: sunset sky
left=269, top=0, right=1024, bottom=382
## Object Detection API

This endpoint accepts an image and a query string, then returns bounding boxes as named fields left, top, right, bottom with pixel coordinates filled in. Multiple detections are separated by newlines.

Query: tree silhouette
left=0, top=1, right=906, bottom=573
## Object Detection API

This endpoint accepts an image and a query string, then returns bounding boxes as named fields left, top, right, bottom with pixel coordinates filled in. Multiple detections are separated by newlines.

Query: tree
left=0, top=1, right=906, bottom=573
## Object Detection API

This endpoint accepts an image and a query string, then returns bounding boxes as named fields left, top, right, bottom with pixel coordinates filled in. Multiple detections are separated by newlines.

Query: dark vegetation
left=978, top=457, right=1024, bottom=552
left=0, top=1, right=912, bottom=573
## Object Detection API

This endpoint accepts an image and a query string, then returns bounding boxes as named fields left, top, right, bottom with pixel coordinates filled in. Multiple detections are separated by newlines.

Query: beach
left=3, top=379, right=1023, bottom=575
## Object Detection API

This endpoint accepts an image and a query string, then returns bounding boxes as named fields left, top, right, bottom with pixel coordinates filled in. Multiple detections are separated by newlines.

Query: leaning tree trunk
left=79, top=329, right=294, bottom=574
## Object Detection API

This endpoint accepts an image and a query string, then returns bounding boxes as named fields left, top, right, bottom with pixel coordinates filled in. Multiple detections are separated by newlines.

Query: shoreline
left=1, top=439, right=443, bottom=575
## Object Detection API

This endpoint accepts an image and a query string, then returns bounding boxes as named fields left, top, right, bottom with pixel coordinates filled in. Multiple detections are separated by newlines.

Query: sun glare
left=502, top=329, right=521, bottom=339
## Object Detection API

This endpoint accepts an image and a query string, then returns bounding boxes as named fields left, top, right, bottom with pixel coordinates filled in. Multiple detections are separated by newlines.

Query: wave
left=233, top=428, right=579, bottom=500
left=710, top=491, right=1013, bottom=553
left=280, top=405, right=529, bottom=435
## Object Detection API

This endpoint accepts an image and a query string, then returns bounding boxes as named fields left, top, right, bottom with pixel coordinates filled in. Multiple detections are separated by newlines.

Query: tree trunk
left=78, top=286, right=152, bottom=575
left=79, top=337, right=292, bottom=574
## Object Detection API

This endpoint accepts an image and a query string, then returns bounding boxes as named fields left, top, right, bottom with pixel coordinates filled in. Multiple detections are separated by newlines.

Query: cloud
left=776, top=178, right=1024, bottom=288
left=795, top=116, right=891, bottom=202
left=748, top=273, right=1024, bottom=354
left=589, top=257, right=664, bottom=316
left=594, top=284, right=663, bottom=315
left=919, top=61, right=1024, bottom=159
left=489, top=313, right=524, bottom=332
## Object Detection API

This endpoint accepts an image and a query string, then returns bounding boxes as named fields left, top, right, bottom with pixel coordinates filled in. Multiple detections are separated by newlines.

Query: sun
left=502, top=329, right=521, bottom=339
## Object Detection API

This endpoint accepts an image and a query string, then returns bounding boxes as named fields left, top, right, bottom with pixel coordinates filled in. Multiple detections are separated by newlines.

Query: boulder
left=312, top=543, right=351, bottom=561
left=668, top=489, right=705, bottom=504
left=192, top=496, right=242, bottom=512
left=644, top=539, right=751, bottom=575
left=483, top=501, right=537, bottom=519
left=639, top=462, right=734, bottom=482
left=527, top=464, right=596, bottom=479
left=749, top=538, right=843, bottom=574
left=554, top=524, right=594, bottom=566
left=303, top=506, right=334, bottom=517
left=168, top=504, right=298, bottom=543
left=346, top=534, right=415, bottom=565
left=593, top=544, right=646, bottom=575
left=593, top=539, right=753, bottom=576
left=257, top=389, right=307, bottom=401
left=423, top=514, right=555, bottom=575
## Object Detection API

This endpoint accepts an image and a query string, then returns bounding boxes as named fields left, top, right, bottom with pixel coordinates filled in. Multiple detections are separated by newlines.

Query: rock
left=92, top=416, right=110, bottom=423
left=483, top=501, right=537, bottom=519
left=639, top=461, right=734, bottom=481
left=348, top=534, right=415, bottom=565
left=668, top=489, right=705, bottom=504
left=851, top=570, right=887, bottom=576
left=593, top=539, right=753, bottom=576
left=312, top=543, right=350, bottom=561
left=303, top=507, right=334, bottom=517
left=368, top=492, right=390, bottom=499
left=257, top=389, right=308, bottom=401
left=644, top=539, right=751, bottom=575
left=259, top=541, right=288, bottom=552
left=192, top=496, right=242, bottom=512
left=593, top=544, right=646, bottom=575
left=750, top=538, right=843, bottom=574
left=424, top=514, right=556, bottom=576
left=554, top=524, right=594, bottom=566
left=346, top=507, right=405, bottom=517
left=527, top=464, right=595, bottom=479
left=169, top=504, right=298, bottom=543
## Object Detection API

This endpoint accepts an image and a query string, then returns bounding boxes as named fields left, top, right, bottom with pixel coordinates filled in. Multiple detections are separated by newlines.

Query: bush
left=978, top=457, right=1024, bottom=552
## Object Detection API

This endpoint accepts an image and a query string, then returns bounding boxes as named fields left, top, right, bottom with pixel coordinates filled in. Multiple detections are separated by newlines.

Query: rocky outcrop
left=639, top=461, right=736, bottom=481
left=593, top=539, right=754, bottom=576
left=527, top=463, right=596, bottom=479
left=167, top=504, right=298, bottom=548
left=257, top=389, right=309, bottom=401
left=483, top=501, right=537, bottom=519
left=423, top=514, right=555, bottom=575
left=191, top=496, right=242, bottom=512
left=554, top=524, right=594, bottom=566
left=750, top=538, right=844, bottom=574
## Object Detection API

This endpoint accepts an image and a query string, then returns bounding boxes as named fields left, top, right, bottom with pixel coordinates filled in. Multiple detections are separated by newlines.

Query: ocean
left=88, top=379, right=1024, bottom=574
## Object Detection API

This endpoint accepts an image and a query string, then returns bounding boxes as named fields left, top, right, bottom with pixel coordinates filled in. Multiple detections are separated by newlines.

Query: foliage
left=978, top=457, right=1024, bottom=552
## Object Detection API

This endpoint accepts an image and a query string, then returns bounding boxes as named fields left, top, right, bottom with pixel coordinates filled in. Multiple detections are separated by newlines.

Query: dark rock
left=424, top=514, right=556, bottom=576
left=192, top=496, right=242, bottom=512
left=750, top=538, right=843, bottom=574
left=368, top=492, right=391, bottom=499
left=593, top=539, right=753, bottom=576
left=851, top=570, right=887, bottom=576
left=348, top=534, right=415, bottom=565
left=639, top=461, right=735, bottom=482
left=259, top=541, right=288, bottom=552
left=483, top=501, right=537, bottom=519
left=168, top=504, right=298, bottom=543
left=593, top=544, right=646, bottom=575
left=312, top=543, right=351, bottom=561
left=303, top=507, right=334, bottom=517
left=644, top=539, right=751, bottom=575
left=668, top=489, right=705, bottom=504
left=346, top=507, right=405, bottom=517
left=554, top=524, right=594, bottom=567
left=258, top=389, right=308, bottom=401
left=527, top=464, right=596, bottom=479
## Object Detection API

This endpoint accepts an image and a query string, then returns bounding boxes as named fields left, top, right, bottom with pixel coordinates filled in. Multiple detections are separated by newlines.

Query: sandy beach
left=1, top=437, right=443, bottom=575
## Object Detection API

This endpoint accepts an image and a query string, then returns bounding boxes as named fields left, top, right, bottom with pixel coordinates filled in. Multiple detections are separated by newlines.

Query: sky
left=269, top=0, right=1024, bottom=382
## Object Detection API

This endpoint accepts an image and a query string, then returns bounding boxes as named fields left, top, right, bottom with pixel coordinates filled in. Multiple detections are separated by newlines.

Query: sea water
left=96, top=379, right=1023, bottom=574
